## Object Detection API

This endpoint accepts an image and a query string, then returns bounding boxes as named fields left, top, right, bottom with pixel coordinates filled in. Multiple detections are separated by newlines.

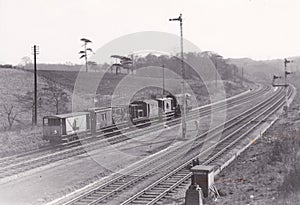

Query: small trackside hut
left=43, top=112, right=90, bottom=143
left=185, top=165, right=215, bottom=205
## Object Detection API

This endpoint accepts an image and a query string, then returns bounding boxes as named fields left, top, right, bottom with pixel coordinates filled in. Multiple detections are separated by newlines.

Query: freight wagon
left=43, top=94, right=190, bottom=144
left=89, top=107, right=113, bottom=134
left=43, top=112, right=90, bottom=143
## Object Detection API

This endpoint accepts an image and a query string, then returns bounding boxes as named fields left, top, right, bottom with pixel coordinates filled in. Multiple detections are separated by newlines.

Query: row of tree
left=127, top=51, right=241, bottom=82
left=84, top=51, right=242, bottom=81
left=20, top=50, right=242, bottom=83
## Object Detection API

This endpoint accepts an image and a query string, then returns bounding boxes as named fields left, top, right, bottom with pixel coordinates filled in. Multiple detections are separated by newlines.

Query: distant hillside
left=228, top=58, right=281, bottom=82
left=228, top=56, right=300, bottom=82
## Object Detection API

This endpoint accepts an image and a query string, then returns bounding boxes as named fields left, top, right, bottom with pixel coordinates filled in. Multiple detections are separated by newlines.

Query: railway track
left=120, top=87, right=293, bottom=205
left=0, top=86, right=271, bottom=181
left=58, top=86, right=289, bottom=205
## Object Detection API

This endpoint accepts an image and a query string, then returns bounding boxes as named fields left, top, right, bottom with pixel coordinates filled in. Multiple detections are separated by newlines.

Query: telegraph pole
left=169, top=13, right=186, bottom=138
left=214, top=55, right=222, bottom=90
left=162, top=64, right=165, bottom=96
left=241, top=66, right=244, bottom=86
left=215, top=60, right=218, bottom=88
left=32, top=45, right=39, bottom=126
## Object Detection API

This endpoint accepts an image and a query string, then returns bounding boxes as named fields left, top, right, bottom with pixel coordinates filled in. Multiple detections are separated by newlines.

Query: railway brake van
left=43, top=112, right=90, bottom=143
left=129, top=101, right=148, bottom=124
left=129, top=100, right=159, bottom=124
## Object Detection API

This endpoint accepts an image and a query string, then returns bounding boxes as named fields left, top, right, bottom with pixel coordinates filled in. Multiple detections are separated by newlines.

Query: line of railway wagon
left=43, top=93, right=192, bottom=144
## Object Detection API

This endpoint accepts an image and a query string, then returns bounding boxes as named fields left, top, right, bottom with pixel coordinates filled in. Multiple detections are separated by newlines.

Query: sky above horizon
left=1, top=0, right=300, bottom=64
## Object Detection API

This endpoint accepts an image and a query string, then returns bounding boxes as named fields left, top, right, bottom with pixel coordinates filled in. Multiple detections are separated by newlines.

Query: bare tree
left=21, top=56, right=32, bottom=66
left=14, top=91, right=42, bottom=125
left=1, top=104, right=19, bottom=130
left=42, top=82, right=69, bottom=114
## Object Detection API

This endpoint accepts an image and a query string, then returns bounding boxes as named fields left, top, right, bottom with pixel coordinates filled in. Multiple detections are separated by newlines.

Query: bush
left=273, top=126, right=300, bottom=198
left=279, top=164, right=300, bottom=197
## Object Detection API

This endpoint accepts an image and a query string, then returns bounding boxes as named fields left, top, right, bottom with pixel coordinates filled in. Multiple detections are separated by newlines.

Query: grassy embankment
left=0, top=69, right=48, bottom=156
left=212, top=76, right=300, bottom=205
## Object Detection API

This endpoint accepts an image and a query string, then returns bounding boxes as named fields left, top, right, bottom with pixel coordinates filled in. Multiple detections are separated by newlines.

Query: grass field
left=0, top=69, right=47, bottom=127
left=0, top=68, right=54, bottom=156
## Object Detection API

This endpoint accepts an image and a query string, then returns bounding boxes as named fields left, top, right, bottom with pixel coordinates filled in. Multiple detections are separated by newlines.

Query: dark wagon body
left=129, top=101, right=148, bottom=124
left=43, top=112, right=90, bottom=143
left=129, top=100, right=160, bottom=123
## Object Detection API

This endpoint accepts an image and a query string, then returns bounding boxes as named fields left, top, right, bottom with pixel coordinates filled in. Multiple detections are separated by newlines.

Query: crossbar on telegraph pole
left=169, top=13, right=186, bottom=138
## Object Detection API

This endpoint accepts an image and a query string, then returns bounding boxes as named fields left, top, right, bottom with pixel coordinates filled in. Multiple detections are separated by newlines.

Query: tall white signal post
left=169, top=14, right=187, bottom=138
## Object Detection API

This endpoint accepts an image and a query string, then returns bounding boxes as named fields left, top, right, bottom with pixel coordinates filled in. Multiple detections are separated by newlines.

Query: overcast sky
left=1, top=0, right=300, bottom=64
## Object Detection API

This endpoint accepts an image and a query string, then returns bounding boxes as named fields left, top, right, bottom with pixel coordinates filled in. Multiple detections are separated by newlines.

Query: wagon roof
left=129, top=104, right=140, bottom=106
left=143, top=99, right=158, bottom=104
left=44, top=112, right=89, bottom=119
left=88, top=107, right=112, bottom=111
left=175, top=93, right=191, bottom=97
left=130, top=101, right=144, bottom=105
left=111, top=105, right=129, bottom=108
left=156, top=97, right=172, bottom=101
